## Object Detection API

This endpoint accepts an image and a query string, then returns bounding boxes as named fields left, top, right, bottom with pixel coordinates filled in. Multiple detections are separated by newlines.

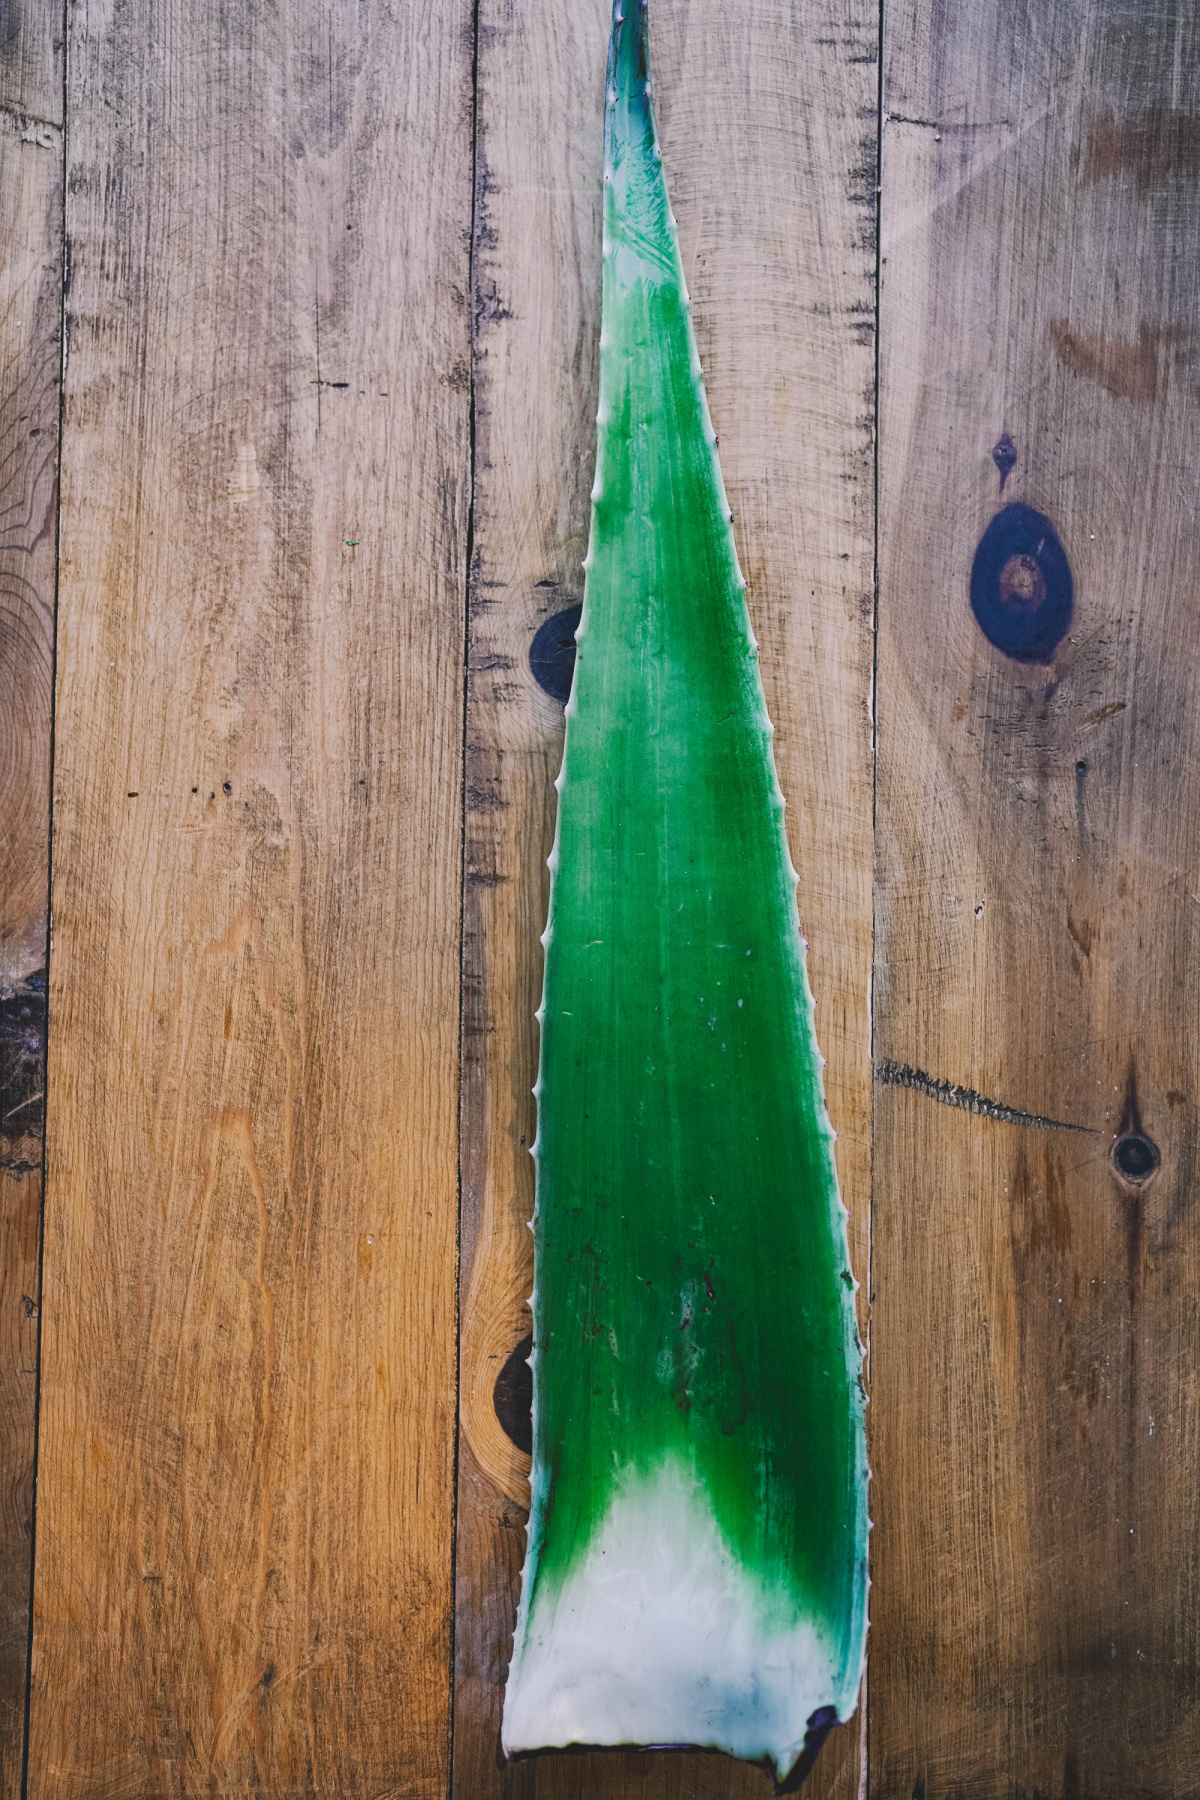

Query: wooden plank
left=873, top=2, right=1200, bottom=1792
left=28, top=0, right=472, bottom=1791
left=0, top=3, right=62, bottom=1791
left=455, top=0, right=877, bottom=1793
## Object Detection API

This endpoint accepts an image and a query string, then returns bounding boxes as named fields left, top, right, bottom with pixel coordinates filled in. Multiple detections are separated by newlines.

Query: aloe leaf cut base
left=502, top=2, right=869, bottom=1781
left=504, top=1460, right=849, bottom=1774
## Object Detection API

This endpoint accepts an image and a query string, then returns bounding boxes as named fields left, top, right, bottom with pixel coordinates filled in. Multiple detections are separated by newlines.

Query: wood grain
left=873, top=1, right=1200, bottom=1792
left=0, top=2, right=62, bottom=1790
left=454, top=1, right=877, bottom=1794
left=28, top=0, right=472, bottom=1792
left=7, top=0, right=1195, bottom=1787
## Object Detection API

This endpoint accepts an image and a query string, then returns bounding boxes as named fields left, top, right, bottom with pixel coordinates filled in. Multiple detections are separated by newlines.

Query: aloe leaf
left=501, top=0, right=869, bottom=1780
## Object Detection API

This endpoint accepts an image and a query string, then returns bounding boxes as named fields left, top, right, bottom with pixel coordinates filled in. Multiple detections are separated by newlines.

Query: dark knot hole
left=1113, top=1132, right=1159, bottom=1182
left=529, top=605, right=582, bottom=705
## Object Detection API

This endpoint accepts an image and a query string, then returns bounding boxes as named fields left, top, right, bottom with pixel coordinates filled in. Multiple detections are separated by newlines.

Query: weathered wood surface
left=873, top=1, right=1200, bottom=1794
left=455, top=1, right=877, bottom=1795
left=27, top=0, right=472, bottom=1791
left=0, top=0, right=62, bottom=1790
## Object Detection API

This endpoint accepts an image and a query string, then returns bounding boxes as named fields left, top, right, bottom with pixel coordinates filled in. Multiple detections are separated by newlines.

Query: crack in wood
left=875, top=1059, right=1093, bottom=1134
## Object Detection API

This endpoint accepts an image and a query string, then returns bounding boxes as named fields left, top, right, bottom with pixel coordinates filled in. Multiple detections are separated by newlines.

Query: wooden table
left=0, top=0, right=1196, bottom=1792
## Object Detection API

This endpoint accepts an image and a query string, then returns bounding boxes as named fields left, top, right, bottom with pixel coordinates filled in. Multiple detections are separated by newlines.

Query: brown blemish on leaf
left=1083, top=108, right=1200, bottom=197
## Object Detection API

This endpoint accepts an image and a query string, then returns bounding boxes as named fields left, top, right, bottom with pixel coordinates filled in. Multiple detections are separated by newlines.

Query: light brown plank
left=28, top=0, right=472, bottom=1791
left=0, top=3, right=62, bottom=1790
left=0, top=24, right=59, bottom=1082
left=873, top=2, right=1200, bottom=1792
left=454, top=1, right=878, bottom=1793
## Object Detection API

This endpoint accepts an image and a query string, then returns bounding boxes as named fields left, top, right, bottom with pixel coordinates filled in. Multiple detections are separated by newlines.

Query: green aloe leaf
left=502, top=1, right=869, bottom=1780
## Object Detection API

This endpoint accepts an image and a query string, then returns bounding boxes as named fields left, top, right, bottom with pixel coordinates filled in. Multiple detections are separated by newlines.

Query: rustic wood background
left=0, top=0, right=1196, bottom=1793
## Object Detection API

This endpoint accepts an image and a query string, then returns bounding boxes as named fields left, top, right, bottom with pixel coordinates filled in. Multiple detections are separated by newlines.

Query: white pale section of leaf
left=502, top=1457, right=853, bottom=1779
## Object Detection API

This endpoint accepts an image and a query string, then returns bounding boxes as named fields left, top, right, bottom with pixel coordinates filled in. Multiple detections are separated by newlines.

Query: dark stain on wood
left=493, top=1332, right=533, bottom=1454
left=1049, top=318, right=1185, bottom=404
left=1115, top=1060, right=1152, bottom=1156
left=1067, top=912, right=1093, bottom=958
left=969, top=502, right=1073, bottom=664
left=991, top=432, right=1016, bottom=491
left=1009, top=1144, right=1074, bottom=1289
left=528, top=604, right=582, bottom=705
left=1113, top=1060, right=1159, bottom=1191
left=0, top=970, right=46, bottom=1152
left=1114, top=1133, right=1158, bottom=1182
left=1111, top=1061, right=1158, bottom=1286
left=1082, top=699, right=1127, bottom=726
left=1083, top=107, right=1200, bottom=196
